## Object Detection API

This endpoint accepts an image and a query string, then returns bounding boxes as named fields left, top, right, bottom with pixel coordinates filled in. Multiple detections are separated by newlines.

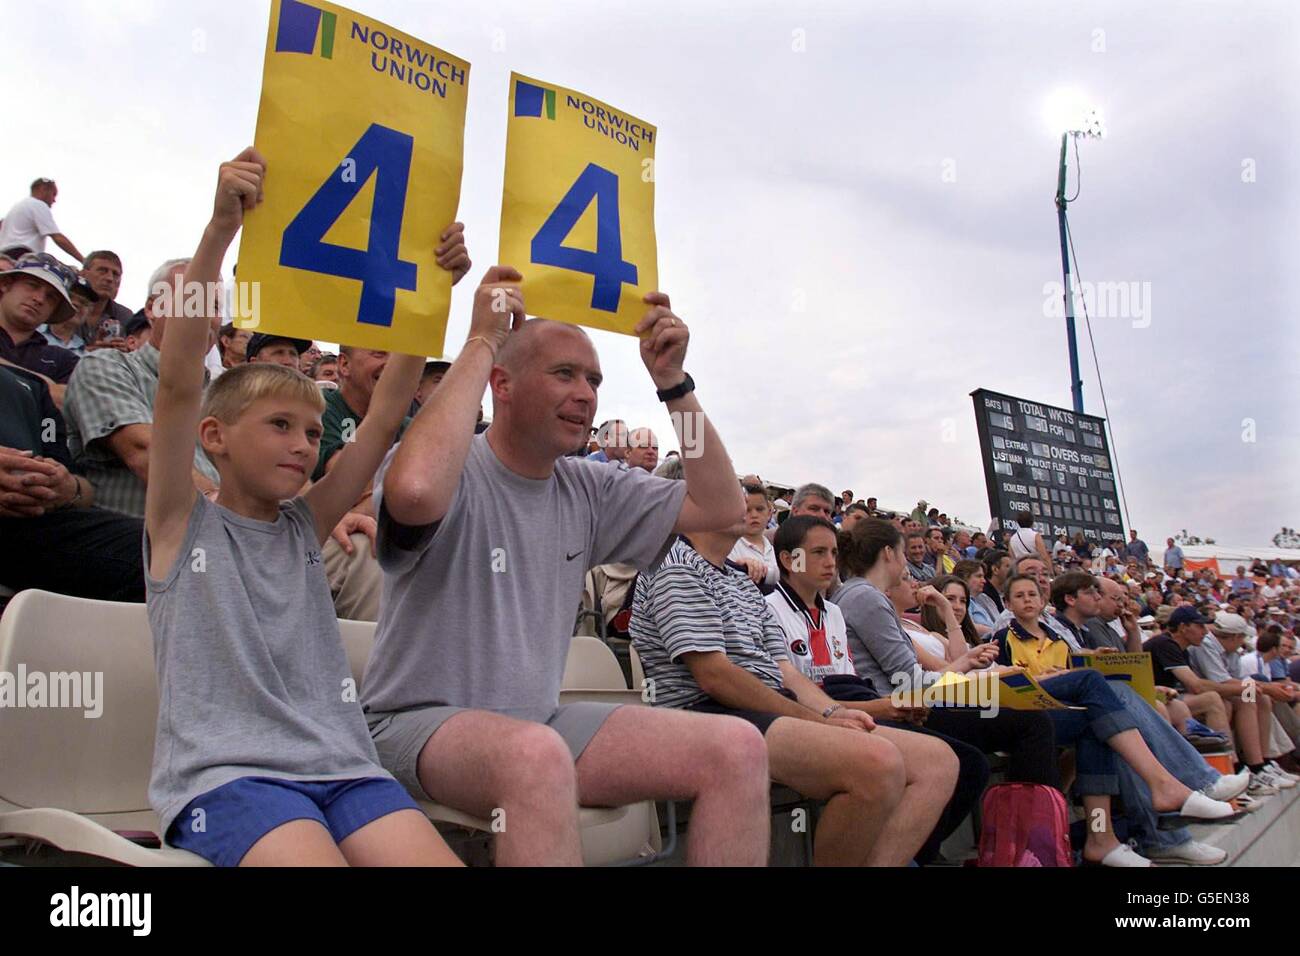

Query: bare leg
left=1166, top=698, right=1192, bottom=734
left=241, top=819, right=347, bottom=867
left=1184, top=691, right=1231, bottom=737
left=764, top=718, right=906, bottom=866
left=1105, top=728, right=1192, bottom=811
left=1079, top=796, right=1122, bottom=862
left=866, top=725, right=958, bottom=866
left=339, top=809, right=464, bottom=866
left=1257, top=694, right=1281, bottom=759
left=1228, top=698, right=1265, bottom=765
left=574, top=707, right=770, bottom=866
left=415, top=710, right=583, bottom=866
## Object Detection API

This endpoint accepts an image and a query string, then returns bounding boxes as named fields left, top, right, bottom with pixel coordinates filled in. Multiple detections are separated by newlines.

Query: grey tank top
left=145, top=494, right=387, bottom=837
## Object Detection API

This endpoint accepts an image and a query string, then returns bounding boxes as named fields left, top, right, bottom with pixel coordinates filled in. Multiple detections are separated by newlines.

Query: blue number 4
left=281, top=123, right=417, bottom=327
left=531, top=163, right=637, bottom=313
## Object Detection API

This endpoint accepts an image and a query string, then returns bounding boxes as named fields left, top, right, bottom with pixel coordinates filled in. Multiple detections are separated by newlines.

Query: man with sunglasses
left=0, top=178, right=83, bottom=262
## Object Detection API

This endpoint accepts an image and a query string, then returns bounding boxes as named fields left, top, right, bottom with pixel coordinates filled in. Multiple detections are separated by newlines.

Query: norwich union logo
left=514, top=79, right=556, bottom=120
left=275, top=0, right=337, bottom=58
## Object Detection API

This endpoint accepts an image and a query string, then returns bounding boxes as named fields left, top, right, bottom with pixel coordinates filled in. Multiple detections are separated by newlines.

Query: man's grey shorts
left=365, top=702, right=623, bottom=799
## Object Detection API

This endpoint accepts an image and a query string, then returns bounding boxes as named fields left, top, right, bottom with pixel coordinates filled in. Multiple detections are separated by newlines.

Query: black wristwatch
left=656, top=372, right=695, bottom=403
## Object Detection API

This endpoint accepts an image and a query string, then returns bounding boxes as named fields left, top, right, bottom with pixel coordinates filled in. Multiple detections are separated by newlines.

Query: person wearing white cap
left=0, top=252, right=81, bottom=406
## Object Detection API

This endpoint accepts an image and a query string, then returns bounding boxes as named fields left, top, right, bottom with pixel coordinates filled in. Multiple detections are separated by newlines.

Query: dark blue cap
left=1168, top=605, right=1209, bottom=628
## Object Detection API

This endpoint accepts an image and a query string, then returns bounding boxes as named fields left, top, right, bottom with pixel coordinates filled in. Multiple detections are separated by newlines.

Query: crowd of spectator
left=2, top=160, right=1299, bottom=868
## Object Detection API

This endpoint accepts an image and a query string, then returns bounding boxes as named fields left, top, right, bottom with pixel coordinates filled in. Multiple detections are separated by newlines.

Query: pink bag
left=977, top=783, right=1072, bottom=867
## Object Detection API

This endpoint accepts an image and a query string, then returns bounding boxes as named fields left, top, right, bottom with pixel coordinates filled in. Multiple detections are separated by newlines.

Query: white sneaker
left=1098, top=843, right=1152, bottom=867
left=1234, top=792, right=1267, bottom=812
left=1247, top=773, right=1280, bottom=797
left=1257, top=768, right=1296, bottom=790
left=1145, top=840, right=1227, bottom=865
left=1264, top=760, right=1299, bottom=783
left=1202, top=769, right=1250, bottom=802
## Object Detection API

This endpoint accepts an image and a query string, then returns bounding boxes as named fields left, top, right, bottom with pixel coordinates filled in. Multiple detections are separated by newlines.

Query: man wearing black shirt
left=0, top=364, right=143, bottom=600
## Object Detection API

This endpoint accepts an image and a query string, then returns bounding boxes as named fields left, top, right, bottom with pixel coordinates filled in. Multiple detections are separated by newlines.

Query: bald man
left=363, top=267, right=769, bottom=865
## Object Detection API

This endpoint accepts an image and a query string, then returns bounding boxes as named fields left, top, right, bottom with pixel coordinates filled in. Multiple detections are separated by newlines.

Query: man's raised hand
left=469, top=266, right=525, bottom=355
left=211, top=147, right=267, bottom=238
left=635, top=292, right=688, bottom=391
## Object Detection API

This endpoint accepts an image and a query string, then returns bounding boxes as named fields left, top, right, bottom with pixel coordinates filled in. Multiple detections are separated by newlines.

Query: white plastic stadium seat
left=628, top=643, right=646, bottom=693
left=0, top=590, right=208, bottom=865
left=337, top=621, right=661, bottom=864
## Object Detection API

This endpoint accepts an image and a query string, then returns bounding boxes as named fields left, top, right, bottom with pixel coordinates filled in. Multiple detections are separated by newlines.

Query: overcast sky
left=4, top=0, right=1297, bottom=546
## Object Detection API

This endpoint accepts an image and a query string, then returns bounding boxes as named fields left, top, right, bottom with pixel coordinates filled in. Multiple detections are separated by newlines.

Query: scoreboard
left=971, top=388, right=1125, bottom=546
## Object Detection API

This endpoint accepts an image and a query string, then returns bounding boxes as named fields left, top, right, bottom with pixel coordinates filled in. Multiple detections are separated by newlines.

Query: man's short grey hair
left=654, top=456, right=684, bottom=481
left=791, top=482, right=834, bottom=510
left=146, top=257, right=191, bottom=300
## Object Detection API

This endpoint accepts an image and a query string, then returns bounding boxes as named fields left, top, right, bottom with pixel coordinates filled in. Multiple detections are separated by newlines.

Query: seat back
left=337, top=618, right=378, bottom=687
left=628, top=643, right=646, bottom=691
left=0, top=590, right=156, bottom=815
left=562, top=635, right=629, bottom=690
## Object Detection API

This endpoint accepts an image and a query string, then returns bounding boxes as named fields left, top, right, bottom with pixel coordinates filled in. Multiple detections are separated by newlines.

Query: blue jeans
left=1040, top=669, right=1137, bottom=796
left=1108, top=682, right=1218, bottom=851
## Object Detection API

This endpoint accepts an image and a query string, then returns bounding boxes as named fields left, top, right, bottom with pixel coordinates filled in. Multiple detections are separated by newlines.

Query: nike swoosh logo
left=566, top=550, right=584, bottom=561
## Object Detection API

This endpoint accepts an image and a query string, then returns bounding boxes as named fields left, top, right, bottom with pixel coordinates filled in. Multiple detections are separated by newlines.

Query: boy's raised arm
left=305, top=221, right=475, bottom=541
left=145, top=148, right=264, bottom=576
left=304, top=348, right=422, bottom=542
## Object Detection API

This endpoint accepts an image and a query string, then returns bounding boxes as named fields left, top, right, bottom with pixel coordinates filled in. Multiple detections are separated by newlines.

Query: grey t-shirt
left=832, top=576, right=938, bottom=696
left=146, top=495, right=386, bottom=837
left=1188, top=633, right=1239, bottom=683
left=364, top=433, right=687, bottom=721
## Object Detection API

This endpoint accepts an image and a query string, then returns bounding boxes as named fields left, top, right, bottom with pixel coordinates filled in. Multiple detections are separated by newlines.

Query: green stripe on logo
left=320, top=11, right=336, bottom=58
left=544, top=88, right=556, bottom=120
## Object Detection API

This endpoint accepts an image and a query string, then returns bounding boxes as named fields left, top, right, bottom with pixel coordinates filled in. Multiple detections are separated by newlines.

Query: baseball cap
left=423, top=359, right=451, bottom=376
left=1211, top=611, right=1249, bottom=636
left=123, top=313, right=151, bottom=337
left=70, top=276, right=99, bottom=303
left=1168, top=605, right=1210, bottom=628
left=0, top=252, right=76, bottom=322
left=246, top=333, right=311, bottom=360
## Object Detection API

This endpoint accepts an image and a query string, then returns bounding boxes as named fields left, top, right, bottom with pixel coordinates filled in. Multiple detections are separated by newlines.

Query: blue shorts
left=166, top=776, right=419, bottom=867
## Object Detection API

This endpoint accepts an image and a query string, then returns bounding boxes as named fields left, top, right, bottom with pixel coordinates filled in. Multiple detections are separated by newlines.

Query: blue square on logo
left=515, top=80, right=546, bottom=117
left=276, top=0, right=322, bottom=54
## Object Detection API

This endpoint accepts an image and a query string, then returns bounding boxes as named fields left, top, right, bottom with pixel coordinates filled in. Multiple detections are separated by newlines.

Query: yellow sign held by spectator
left=237, top=0, right=469, bottom=356
left=1070, top=652, right=1158, bottom=707
left=499, top=72, right=658, bottom=336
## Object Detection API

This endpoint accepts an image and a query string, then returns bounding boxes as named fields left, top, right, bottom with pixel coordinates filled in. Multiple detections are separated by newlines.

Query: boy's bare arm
left=305, top=351, right=423, bottom=542
left=305, top=222, right=473, bottom=541
left=145, top=148, right=264, bottom=577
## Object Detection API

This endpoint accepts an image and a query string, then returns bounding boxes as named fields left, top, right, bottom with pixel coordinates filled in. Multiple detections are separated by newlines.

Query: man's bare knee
left=843, top=736, right=906, bottom=801
left=496, top=723, right=576, bottom=800
left=704, top=716, right=769, bottom=787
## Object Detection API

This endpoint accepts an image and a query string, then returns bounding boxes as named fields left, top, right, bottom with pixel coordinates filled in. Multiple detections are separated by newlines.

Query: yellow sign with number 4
left=499, top=72, right=657, bottom=336
left=237, top=0, right=470, bottom=356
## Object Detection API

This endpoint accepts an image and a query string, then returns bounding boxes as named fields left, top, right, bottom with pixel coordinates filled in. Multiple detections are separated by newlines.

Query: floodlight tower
left=1046, top=90, right=1105, bottom=413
